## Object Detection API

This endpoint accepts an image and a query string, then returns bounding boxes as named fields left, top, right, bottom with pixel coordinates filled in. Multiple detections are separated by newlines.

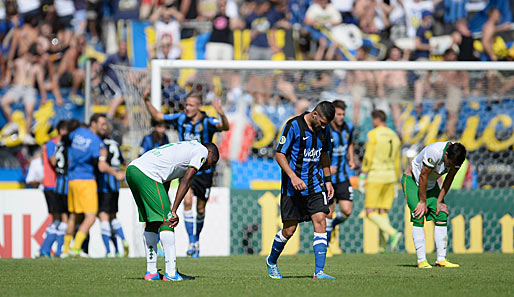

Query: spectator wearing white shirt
left=304, top=0, right=342, bottom=60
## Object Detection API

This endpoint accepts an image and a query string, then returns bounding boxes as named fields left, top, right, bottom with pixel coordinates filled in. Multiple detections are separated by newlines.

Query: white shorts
left=205, top=42, right=234, bottom=60
left=5, top=86, right=37, bottom=105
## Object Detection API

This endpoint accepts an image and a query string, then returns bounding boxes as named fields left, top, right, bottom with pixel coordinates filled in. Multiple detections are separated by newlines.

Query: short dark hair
left=371, top=110, right=387, bottom=122
left=203, top=142, right=219, bottom=161
left=67, top=119, right=81, bottom=132
left=89, top=113, right=107, bottom=126
left=314, top=101, right=335, bottom=122
left=186, top=91, right=203, bottom=105
left=447, top=142, right=466, bottom=167
left=29, top=43, right=39, bottom=56
left=333, top=100, right=347, bottom=110
left=56, top=120, right=67, bottom=131
left=151, top=119, right=166, bottom=127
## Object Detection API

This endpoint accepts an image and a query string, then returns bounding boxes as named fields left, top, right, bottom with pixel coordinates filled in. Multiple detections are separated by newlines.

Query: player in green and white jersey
left=402, top=141, right=466, bottom=268
left=126, top=140, right=219, bottom=281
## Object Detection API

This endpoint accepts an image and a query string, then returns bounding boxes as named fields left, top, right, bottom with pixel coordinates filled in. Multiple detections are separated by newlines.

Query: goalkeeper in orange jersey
left=359, top=110, right=402, bottom=253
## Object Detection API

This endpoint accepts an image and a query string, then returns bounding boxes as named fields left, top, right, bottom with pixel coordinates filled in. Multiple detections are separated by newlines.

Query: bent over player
left=266, top=101, right=336, bottom=280
left=402, top=141, right=466, bottom=268
left=126, top=141, right=219, bottom=281
left=144, top=90, right=229, bottom=257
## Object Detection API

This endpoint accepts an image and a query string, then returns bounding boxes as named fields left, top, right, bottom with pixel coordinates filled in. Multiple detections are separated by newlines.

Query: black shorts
left=98, top=192, right=119, bottom=214
left=191, top=172, right=213, bottom=201
left=44, top=190, right=68, bottom=214
left=329, top=181, right=354, bottom=204
left=281, top=192, right=330, bottom=223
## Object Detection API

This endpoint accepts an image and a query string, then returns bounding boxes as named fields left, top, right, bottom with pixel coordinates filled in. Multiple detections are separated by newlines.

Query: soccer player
left=62, top=114, right=125, bottom=257
left=141, top=119, right=169, bottom=154
left=360, top=110, right=402, bottom=253
left=326, top=100, right=356, bottom=247
left=144, top=90, right=229, bottom=257
left=39, top=120, right=68, bottom=257
left=126, top=140, right=219, bottom=281
left=96, top=122, right=129, bottom=257
left=266, top=101, right=336, bottom=280
left=402, top=141, right=466, bottom=268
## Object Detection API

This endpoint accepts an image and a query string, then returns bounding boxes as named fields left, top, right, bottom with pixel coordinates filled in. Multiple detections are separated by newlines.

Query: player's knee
left=282, top=226, right=297, bottom=239
left=197, top=207, right=205, bottom=216
left=342, top=207, right=353, bottom=217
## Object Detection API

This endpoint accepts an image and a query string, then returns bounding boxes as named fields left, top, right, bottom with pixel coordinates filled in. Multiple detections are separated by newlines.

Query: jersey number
left=55, top=146, right=66, bottom=170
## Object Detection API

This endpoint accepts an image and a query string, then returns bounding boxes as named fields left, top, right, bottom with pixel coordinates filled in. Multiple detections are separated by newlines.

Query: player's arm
left=276, top=152, right=306, bottom=191
left=211, top=99, right=230, bottom=131
left=320, top=151, right=334, bottom=199
left=143, top=89, right=165, bottom=121
left=394, top=140, right=401, bottom=179
left=98, top=148, right=125, bottom=181
left=348, top=142, right=356, bottom=170
left=359, top=131, right=376, bottom=191
left=170, top=167, right=197, bottom=227
left=436, top=167, right=458, bottom=216
left=415, top=164, right=432, bottom=218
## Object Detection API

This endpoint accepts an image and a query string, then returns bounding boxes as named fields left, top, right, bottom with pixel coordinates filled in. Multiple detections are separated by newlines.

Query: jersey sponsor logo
left=184, top=133, right=201, bottom=141
left=304, top=148, right=322, bottom=162
left=279, top=136, right=286, bottom=144
left=332, top=144, right=348, bottom=156
left=72, top=134, right=92, bottom=152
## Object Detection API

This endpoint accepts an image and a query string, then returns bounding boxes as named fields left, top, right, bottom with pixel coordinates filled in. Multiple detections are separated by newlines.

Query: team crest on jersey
left=428, top=158, right=434, bottom=165
left=197, top=124, right=203, bottom=132
left=279, top=136, right=286, bottom=144
left=201, top=157, right=206, bottom=165
left=344, top=133, right=349, bottom=140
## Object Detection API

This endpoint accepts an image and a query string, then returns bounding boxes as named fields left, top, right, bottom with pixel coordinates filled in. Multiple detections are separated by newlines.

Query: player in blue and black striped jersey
left=326, top=100, right=356, bottom=247
left=144, top=89, right=229, bottom=257
left=266, top=101, right=336, bottom=280
left=96, top=120, right=129, bottom=257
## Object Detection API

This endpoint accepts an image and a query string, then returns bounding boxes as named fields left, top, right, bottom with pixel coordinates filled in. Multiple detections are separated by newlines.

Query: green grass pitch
left=1, top=254, right=513, bottom=297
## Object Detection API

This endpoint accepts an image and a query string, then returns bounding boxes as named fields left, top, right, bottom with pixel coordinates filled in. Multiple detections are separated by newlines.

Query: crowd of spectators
left=0, top=0, right=513, bottom=148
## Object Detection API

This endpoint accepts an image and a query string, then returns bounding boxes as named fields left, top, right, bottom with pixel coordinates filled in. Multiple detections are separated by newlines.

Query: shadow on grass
left=282, top=275, right=313, bottom=279
left=396, top=264, right=418, bottom=268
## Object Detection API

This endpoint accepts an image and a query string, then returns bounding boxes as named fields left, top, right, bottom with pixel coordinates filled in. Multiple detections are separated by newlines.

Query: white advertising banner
left=0, top=188, right=230, bottom=258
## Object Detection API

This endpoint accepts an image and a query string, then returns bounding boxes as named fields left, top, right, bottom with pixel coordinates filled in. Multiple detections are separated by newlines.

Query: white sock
left=160, top=230, right=177, bottom=277
left=412, top=226, right=426, bottom=263
left=143, top=231, right=158, bottom=274
left=326, top=218, right=334, bottom=233
left=101, top=221, right=111, bottom=236
left=434, top=225, right=448, bottom=262
left=57, top=222, right=67, bottom=235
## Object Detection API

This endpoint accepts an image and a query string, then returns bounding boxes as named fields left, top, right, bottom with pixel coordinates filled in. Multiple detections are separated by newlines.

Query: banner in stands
left=230, top=189, right=514, bottom=255
left=0, top=188, right=230, bottom=258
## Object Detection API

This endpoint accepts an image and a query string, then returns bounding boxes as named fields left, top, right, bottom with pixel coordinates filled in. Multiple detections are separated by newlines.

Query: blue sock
left=100, top=221, right=111, bottom=255
left=40, top=221, right=59, bottom=255
left=326, top=218, right=334, bottom=243
left=111, top=218, right=126, bottom=240
left=111, top=234, right=120, bottom=253
left=196, top=214, right=205, bottom=239
left=313, top=232, right=328, bottom=274
left=184, top=210, right=196, bottom=243
left=55, top=222, right=67, bottom=256
left=332, top=211, right=349, bottom=228
left=268, top=230, right=288, bottom=265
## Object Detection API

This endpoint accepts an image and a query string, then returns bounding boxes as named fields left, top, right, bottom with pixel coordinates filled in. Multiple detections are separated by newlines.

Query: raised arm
left=143, top=88, right=165, bottom=121
left=211, top=99, right=230, bottom=131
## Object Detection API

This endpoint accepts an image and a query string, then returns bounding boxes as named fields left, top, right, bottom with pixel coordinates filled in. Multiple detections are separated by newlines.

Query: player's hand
left=436, top=202, right=449, bottom=216
left=414, top=202, right=428, bottom=219
left=143, top=86, right=151, bottom=102
left=169, top=211, right=179, bottom=228
left=349, top=159, right=357, bottom=170
left=115, top=171, right=125, bottom=181
left=211, top=99, right=224, bottom=114
left=291, top=175, right=307, bottom=191
left=326, top=182, right=334, bottom=199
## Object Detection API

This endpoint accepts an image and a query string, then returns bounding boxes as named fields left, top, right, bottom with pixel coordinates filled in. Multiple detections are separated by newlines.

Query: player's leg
left=193, top=197, right=207, bottom=258
left=402, top=174, right=431, bottom=268
left=98, top=193, right=113, bottom=257
left=331, top=181, right=354, bottom=229
left=40, top=190, right=59, bottom=257
left=55, top=209, right=68, bottom=257
left=366, top=183, right=398, bottom=241
left=109, top=215, right=121, bottom=257
left=183, top=187, right=196, bottom=255
left=63, top=182, right=79, bottom=257
left=308, top=192, right=335, bottom=279
left=143, top=222, right=161, bottom=280
left=71, top=180, right=99, bottom=256
left=326, top=201, right=335, bottom=242
left=378, top=183, right=402, bottom=252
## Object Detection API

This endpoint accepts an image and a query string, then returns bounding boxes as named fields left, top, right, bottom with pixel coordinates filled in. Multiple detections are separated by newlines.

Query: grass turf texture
left=1, top=254, right=513, bottom=297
